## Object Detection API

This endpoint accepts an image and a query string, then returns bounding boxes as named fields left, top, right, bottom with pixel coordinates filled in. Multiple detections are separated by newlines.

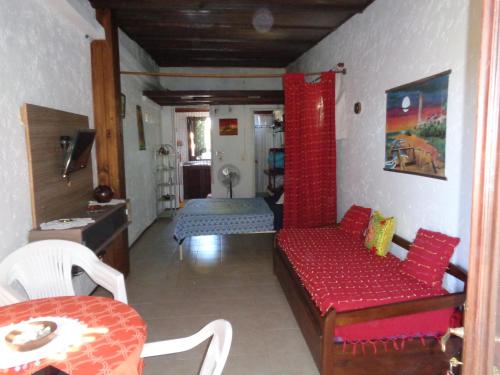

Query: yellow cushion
left=364, top=211, right=396, bottom=256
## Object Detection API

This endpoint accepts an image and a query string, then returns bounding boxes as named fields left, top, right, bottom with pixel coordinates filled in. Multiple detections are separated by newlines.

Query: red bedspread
left=277, top=227, right=457, bottom=342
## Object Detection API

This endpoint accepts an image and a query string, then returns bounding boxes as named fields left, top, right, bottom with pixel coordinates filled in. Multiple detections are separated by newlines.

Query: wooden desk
left=28, top=204, right=129, bottom=276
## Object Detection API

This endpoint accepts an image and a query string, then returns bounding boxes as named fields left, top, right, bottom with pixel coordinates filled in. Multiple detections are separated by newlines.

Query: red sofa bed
left=274, top=214, right=466, bottom=374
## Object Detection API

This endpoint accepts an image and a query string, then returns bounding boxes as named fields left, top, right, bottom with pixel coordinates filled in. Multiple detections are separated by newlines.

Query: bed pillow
left=364, top=211, right=396, bottom=256
left=339, top=205, right=372, bottom=239
left=400, top=228, right=460, bottom=287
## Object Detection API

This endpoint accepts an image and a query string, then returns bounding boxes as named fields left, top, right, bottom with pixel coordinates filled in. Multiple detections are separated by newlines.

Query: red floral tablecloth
left=0, top=296, right=147, bottom=375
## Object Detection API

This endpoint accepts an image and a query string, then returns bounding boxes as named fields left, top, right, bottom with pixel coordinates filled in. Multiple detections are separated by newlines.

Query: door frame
left=463, top=0, right=500, bottom=373
left=250, top=106, right=284, bottom=196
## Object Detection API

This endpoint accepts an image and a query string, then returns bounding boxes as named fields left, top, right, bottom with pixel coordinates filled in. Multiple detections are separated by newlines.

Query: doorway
left=174, top=109, right=212, bottom=201
left=254, top=111, right=283, bottom=195
left=183, top=116, right=212, bottom=199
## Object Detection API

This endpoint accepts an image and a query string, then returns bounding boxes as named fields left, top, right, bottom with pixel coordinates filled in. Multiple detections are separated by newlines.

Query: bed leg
left=321, top=310, right=337, bottom=375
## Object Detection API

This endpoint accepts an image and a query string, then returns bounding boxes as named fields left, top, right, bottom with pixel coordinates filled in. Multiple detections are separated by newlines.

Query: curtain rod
left=121, top=63, right=346, bottom=79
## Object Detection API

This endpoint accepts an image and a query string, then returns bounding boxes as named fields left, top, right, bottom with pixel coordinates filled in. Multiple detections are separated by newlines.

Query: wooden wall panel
left=21, top=104, right=94, bottom=228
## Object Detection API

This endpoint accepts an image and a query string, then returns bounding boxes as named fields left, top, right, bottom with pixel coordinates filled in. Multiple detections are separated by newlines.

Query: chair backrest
left=141, top=319, right=233, bottom=375
left=199, top=320, right=232, bottom=375
left=0, top=240, right=100, bottom=301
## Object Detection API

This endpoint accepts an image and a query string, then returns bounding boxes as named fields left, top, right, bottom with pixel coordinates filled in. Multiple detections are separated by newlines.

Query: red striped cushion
left=339, top=205, right=372, bottom=239
left=400, top=228, right=460, bottom=287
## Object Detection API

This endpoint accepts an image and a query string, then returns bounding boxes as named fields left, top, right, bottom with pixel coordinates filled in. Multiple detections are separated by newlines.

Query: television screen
left=62, top=129, right=95, bottom=179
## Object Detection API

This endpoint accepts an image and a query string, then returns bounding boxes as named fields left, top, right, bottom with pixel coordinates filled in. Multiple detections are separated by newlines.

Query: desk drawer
left=82, top=205, right=127, bottom=252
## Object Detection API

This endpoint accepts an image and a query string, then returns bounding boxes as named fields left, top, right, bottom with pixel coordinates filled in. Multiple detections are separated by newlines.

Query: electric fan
left=217, top=164, right=241, bottom=198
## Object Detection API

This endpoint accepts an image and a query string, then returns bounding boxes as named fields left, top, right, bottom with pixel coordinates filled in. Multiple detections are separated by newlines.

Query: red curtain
left=283, top=72, right=336, bottom=228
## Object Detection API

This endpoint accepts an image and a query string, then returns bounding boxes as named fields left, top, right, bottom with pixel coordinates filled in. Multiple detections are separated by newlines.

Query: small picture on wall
left=384, top=70, right=450, bottom=180
left=219, top=118, right=238, bottom=136
left=136, top=105, right=146, bottom=150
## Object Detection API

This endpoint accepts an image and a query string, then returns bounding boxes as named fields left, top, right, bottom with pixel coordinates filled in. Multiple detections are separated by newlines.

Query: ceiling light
left=252, top=8, right=274, bottom=33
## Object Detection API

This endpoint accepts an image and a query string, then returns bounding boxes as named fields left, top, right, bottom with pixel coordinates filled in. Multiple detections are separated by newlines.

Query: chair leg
left=179, top=243, right=183, bottom=261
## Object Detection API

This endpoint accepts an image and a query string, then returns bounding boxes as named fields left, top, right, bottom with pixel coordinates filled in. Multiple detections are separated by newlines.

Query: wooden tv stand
left=28, top=203, right=130, bottom=276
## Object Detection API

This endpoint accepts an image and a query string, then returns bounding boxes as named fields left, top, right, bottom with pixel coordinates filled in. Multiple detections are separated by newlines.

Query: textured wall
left=0, top=0, right=94, bottom=260
left=119, top=31, right=162, bottom=245
left=288, top=0, right=481, bottom=289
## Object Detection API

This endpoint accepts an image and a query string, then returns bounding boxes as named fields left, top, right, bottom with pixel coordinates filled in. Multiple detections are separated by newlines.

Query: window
left=187, top=117, right=211, bottom=161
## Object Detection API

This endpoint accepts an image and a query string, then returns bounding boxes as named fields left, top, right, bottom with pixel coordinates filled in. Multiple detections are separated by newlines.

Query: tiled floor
left=123, top=218, right=318, bottom=375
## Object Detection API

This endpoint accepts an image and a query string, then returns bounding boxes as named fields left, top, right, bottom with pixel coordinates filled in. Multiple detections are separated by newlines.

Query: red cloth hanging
left=283, top=72, right=336, bottom=228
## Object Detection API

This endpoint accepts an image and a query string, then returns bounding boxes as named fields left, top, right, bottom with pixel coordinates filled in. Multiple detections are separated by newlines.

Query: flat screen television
left=61, top=129, right=96, bottom=180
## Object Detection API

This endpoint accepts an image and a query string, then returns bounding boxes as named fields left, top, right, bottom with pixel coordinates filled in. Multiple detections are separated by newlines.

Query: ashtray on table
left=5, top=321, right=58, bottom=352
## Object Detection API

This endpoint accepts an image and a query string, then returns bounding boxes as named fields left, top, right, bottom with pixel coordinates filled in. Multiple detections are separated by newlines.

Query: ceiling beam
left=143, top=90, right=284, bottom=106
left=145, top=90, right=284, bottom=97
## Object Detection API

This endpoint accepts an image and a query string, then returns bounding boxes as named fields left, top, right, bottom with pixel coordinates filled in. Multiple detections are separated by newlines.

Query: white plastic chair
left=141, top=319, right=233, bottom=375
left=0, top=240, right=127, bottom=306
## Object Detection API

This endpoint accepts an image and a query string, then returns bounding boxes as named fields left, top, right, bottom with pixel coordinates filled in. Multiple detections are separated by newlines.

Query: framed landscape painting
left=384, top=70, right=450, bottom=180
left=219, top=118, right=238, bottom=136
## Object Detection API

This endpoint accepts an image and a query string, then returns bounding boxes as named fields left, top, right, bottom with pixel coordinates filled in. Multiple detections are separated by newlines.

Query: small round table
left=0, top=296, right=147, bottom=375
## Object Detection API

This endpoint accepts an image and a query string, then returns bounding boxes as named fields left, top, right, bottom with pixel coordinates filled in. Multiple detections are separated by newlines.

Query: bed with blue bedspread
left=174, top=198, right=275, bottom=244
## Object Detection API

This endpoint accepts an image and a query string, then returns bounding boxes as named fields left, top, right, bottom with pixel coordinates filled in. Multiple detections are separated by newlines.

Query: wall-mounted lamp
left=59, top=130, right=96, bottom=183
left=60, top=135, right=72, bottom=151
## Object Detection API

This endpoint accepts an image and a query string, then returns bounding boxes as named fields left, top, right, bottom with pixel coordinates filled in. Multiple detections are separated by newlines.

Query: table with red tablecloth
left=0, top=296, right=147, bottom=375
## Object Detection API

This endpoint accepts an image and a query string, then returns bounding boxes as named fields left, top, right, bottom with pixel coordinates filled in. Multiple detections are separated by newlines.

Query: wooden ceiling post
left=91, top=9, right=126, bottom=198
left=90, top=9, right=129, bottom=276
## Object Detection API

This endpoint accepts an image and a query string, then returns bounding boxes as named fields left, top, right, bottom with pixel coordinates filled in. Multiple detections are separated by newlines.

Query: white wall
left=119, top=31, right=162, bottom=245
left=288, top=0, right=481, bottom=289
left=210, top=105, right=283, bottom=198
left=0, top=0, right=97, bottom=260
left=160, top=67, right=284, bottom=91
left=161, top=107, right=175, bottom=145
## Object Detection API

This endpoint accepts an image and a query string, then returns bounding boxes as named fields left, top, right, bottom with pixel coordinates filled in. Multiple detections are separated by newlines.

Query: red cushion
left=339, top=205, right=372, bottom=238
left=400, top=228, right=460, bottom=287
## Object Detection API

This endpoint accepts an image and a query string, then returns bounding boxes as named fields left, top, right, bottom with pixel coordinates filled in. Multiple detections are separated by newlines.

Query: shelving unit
left=156, top=144, right=177, bottom=218
left=265, top=145, right=284, bottom=194
left=272, top=119, right=284, bottom=147
left=265, top=119, right=284, bottom=194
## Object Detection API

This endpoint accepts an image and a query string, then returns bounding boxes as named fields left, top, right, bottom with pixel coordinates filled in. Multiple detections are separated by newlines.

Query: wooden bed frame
left=273, top=233, right=467, bottom=375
